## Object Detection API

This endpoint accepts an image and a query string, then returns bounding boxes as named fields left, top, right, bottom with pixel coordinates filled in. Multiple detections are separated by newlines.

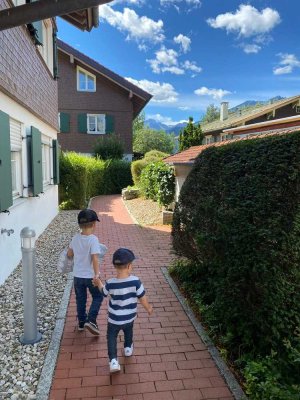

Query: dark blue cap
left=112, top=248, right=135, bottom=265
left=78, top=209, right=100, bottom=224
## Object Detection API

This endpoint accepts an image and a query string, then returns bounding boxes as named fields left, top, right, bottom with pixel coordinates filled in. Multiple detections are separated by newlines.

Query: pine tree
left=179, top=117, right=204, bottom=151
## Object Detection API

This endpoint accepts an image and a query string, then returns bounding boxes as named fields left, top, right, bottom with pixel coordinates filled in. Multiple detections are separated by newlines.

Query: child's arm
left=93, top=277, right=105, bottom=290
left=67, top=248, right=74, bottom=258
left=139, top=295, right=153, bottom=315
left=91, top=254, right=100, bottom=278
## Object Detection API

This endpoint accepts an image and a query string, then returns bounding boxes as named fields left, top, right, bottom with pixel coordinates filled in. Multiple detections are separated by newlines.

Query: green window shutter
left=0, top=111, right=13, bottom=212
left=105, top=114, right=115, bottom=134
left=52, top=139, right=60, bottom=185
left=60, top=113, right=70, bottom=133
left=78, top=114, right=87, bottom=133
left=53, top=29, right=58, bottom=79
left=31, top=126, right=43, bottom=196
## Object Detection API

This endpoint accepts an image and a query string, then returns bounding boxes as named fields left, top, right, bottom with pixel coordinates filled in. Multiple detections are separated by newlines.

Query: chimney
left=220, top=102, right=229, bottom=121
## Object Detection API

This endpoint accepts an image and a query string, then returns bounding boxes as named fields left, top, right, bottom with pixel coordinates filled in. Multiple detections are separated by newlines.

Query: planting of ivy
left=171, top=132, right=300, bottom=397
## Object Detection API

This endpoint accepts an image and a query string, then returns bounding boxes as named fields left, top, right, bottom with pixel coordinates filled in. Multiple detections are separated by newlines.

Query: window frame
left=77, top=66, right=96, bottom=92
left=87, top=114, right=106, bottom=135
left=11, top=151, right=22, bottom=199
left=204, top=135, right=213, bottom=145
left=42, top=141, right=51, bottom=187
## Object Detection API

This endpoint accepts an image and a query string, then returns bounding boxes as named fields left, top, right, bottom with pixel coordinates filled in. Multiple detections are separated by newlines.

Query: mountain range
left=145, top=96, right=285, bottom=136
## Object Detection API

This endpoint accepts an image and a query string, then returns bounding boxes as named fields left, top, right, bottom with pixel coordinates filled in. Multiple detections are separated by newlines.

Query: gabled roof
left=57, top=39, right=152, bottom=118
left=202, top=95, right=300, bottom=134
left=164, top=126, right=300, bottom=165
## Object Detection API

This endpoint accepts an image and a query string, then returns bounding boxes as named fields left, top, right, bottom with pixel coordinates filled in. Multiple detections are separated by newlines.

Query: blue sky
left=57, top=0, right=300, bottom=126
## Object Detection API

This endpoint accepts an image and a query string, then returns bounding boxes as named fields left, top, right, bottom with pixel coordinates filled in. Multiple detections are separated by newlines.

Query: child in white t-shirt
left=67, top=209, right=106, bottom=335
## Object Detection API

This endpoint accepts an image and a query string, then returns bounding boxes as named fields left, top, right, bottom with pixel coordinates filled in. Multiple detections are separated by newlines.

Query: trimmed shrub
left=172, top=132, right=300, bottom=359
left=59, top=152, right=132, bottom=209
left=93, top=134, right=124, bottom=160
left=140, top=161, right=175, bottom=207
left=131, top=150, right=170, bottom=186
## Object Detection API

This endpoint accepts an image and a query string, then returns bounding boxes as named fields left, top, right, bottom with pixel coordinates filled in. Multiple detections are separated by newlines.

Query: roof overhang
left=0, top=0, right=113, bottom=31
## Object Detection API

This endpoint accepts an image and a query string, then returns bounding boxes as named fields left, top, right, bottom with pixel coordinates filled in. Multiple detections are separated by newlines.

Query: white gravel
left=0, top=211, right=79, bottom=400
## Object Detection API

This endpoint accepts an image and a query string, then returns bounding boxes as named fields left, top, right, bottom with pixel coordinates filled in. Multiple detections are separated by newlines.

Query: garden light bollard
left=19, top=227, right=42, bottom=345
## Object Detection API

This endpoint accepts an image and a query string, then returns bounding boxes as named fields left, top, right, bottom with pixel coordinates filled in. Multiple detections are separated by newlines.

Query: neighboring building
left=57, top=40, right=152, bottom=160
left=165, top=124, right=300, bottom=202
left=202, top=95, right=300, bottom=143
left=0, top=0, right=108, bottom=284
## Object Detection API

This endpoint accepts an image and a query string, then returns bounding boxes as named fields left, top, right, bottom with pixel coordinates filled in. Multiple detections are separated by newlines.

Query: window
left=42, top=140, right=51, bottom=186
left=221, top=133, right=230, bottom=142
left=37, top=20, right=54, bottom=75
left=77, top=67, right=96, bottom=92
left=12, top=0, right=26, bottom=5
left=204, top=135, right=213, bottom=145
left=10, top=119, right=23, bottom=199
left=87, top=114, right=106, bottom=134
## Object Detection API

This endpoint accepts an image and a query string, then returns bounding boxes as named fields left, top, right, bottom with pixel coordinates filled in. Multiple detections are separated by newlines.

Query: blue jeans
left=107, top=321, right=134, bottom=361
left=74, top=277, right=103, bottom=324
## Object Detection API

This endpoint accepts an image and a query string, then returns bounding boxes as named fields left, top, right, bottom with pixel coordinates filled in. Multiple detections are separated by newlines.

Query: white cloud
left=194, top=86, right=231, bottom=100
left=179, top=106, right=190, bottom=111
left=111, top=0, right=145, bottom=5
left=273, top=53, right=300, bottom=75
left=182, top=60, right=202, bottom=73
left=207, top=5, right=281, bottom=38
left=160, top=0, right=201, bottom=7
left=174, top=34, right=191, bottom=53
left=147, top=47, right=202, bottom=75
left=125, top=77, right=179, bottom=103
left=242, top=44, right=262, bottom=54
left=147, top=113, right=187, bottom=126
left=98, top=5, right=165, bottom=44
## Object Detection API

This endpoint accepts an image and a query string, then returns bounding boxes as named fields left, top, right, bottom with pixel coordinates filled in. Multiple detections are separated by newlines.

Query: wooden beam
left=0, top=0, right=112, bottom=31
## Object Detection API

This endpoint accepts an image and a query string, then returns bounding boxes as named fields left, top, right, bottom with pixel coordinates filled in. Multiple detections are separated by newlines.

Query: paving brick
left=66, top=386, right=97, bottom=399
left=82, top=375, right=111, bottom=386
left=96, top=384, right=127, bottom=397
left=143, top=392, right=174, bottom=400
left=49, top=389, right=67, bottom=400
left=201, top=387, right=233, bottom=398
left=172, top=389, right=203, bottom=400
left=183, top=377, right=212, bottom=389
left=151, top=361, right=177, bottom=372
left=155, top=379, right=184, bottom=392
left=139, top=371, right=167, bottom=382
left=166, top=370, right=194, bottom=380
left=111, top=372, right=140, bottom=385
left=69, top=367, right=97, bottom=377
left=127, top=382, right=156, bottom=395
left=52, top=377, right=82, bottom=389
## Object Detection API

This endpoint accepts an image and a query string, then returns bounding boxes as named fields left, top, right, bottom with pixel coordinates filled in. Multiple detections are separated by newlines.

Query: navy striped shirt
left=102, top=275, right=145, bottom=325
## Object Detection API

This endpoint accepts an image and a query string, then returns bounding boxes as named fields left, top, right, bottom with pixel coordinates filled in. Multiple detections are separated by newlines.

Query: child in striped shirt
left=93, top=248, right=153, bottom=373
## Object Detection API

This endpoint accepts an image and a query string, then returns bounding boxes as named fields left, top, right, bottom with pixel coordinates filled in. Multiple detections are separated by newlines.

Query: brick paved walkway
left=50, top=195, right=233, bottom=400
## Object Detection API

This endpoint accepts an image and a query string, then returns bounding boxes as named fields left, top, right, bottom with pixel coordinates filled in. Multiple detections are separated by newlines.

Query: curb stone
left=161, top=267, right=248, bottom=400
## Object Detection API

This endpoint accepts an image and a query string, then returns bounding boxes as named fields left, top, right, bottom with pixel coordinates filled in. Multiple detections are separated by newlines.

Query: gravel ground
left=0, top=211, right=79, bottom=400
left=123, top=197, right=163, bottom=225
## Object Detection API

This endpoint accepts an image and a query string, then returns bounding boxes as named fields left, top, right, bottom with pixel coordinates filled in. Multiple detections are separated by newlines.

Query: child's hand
left=92, top=277, right=100, bottom=287
left=147, top=305, right=153, bottom=315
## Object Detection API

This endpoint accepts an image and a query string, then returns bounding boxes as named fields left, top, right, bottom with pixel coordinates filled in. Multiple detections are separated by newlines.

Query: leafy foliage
left=131, top=150, right=169, bottom=186
left=93, top=134, right=124, bottom=160
left=179, top=117, right=204, bottom=151
left=59, top=152, right=132, bottom=209
left=201, top=104, right=220, bottom=124
left=133, top=111, right=145, bottom=134
left=172, top=132, right=300, bottom=395
left=133, top=127, right=175, bottom=154
left=140, top=161, right=175, bottom=207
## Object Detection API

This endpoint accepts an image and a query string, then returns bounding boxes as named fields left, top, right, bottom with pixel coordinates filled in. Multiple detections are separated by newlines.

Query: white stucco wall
left=0, top=92, right=59, bottom=285
left=174, top=164, right=193, bottom=202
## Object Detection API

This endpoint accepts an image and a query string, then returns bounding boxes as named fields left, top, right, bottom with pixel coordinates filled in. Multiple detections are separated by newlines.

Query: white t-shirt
left=70, top=233, right=100, bottom=278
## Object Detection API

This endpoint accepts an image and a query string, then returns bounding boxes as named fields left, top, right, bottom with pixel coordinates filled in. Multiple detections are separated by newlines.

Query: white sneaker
left=109, top=358, right=121, bottom=373
left=124, top=344, right=134, bottom=357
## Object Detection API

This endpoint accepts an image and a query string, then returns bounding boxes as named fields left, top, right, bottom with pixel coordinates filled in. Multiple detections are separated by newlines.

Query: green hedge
left=172, top=132, right=300, bottom=354
left=131, top=150, right=169, bottom=186
left=59, top=152, right=132, bottom=209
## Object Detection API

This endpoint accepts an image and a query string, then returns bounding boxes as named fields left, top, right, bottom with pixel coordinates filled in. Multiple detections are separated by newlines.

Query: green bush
left=93, top=134, right=124, bottom=160
left=172, top=132, right=300, bottom=360
left=131, top=159, right=147, bottom=186
left=59, top=152, right=132, bottom=208
left=140, top=161, right=175, bottom=207
left=131, top=150, right=170, bottom=186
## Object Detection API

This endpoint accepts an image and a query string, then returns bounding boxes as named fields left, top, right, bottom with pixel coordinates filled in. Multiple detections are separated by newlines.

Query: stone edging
left=161, top=267, right=248, bottom=400
left=35, top=273, right=73, bottom=400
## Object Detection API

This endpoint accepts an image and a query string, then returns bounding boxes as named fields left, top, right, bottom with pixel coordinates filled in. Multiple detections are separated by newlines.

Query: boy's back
left=70, top=233, right=100, bottom=278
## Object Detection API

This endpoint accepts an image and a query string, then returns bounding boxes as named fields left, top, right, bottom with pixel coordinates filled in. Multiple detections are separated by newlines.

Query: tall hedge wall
left=172, top=132, right=300, bottom=356
left=59, top=152, right=132, bottom=209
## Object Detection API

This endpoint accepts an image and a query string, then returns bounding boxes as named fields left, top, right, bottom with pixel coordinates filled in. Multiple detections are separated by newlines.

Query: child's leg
left=74, top=277, right=87, bottom=323
left=123, top=321, right=134, bottom=348
left=107, top=323, right=121, bottom=361
left=87, top=280, right=103, bottom=323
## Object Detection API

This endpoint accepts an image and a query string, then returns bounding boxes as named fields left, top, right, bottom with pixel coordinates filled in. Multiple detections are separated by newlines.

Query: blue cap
left=112, top=248, right=135, bottom=265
